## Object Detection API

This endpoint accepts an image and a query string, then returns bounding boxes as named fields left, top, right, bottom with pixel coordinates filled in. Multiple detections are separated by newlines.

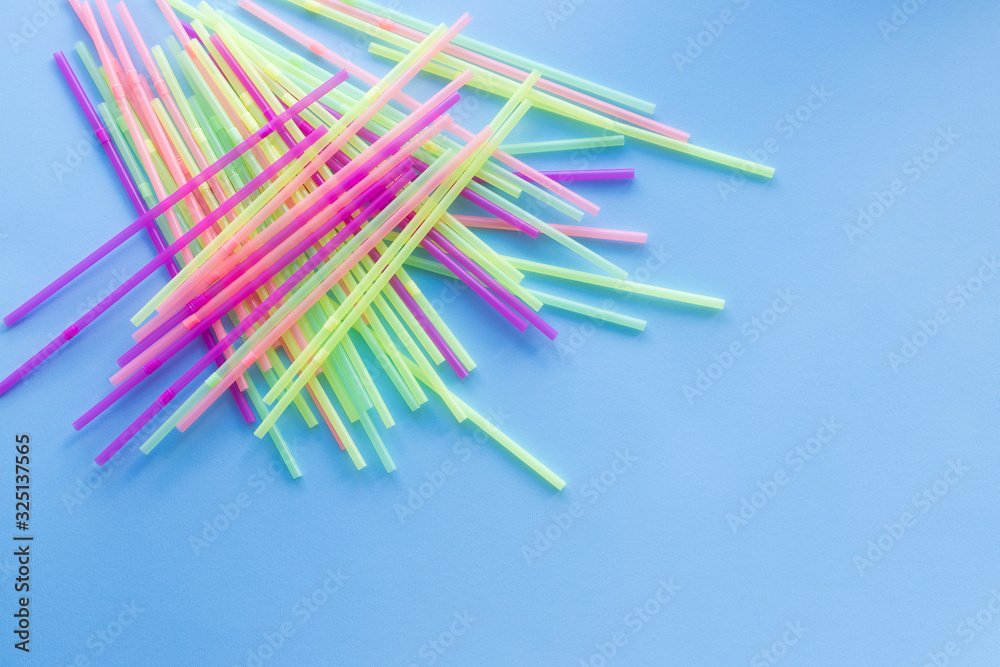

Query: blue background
left=0, top=0, right=998, bottom=665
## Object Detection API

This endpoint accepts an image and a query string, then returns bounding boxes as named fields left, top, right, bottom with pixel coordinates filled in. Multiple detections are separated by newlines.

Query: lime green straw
left=503, top=256, right=726, bottom=309
left=402, top=358, right=565, bottom=490
left=501, top=135, right=625, bottom=156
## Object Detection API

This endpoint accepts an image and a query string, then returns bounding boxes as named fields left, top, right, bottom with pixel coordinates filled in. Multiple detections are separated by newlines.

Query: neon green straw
left=503, top=256, right=726, bottom=309
left=402, top=358, right=565, bottom=490
left=500, top=135, right=625, bottom=155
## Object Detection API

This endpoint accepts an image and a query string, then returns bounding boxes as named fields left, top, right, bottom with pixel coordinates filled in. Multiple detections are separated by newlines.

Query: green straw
left=503, top=256, right=726, bottom=309
left=500, top=135, right=625, bottom=155
left=402, top=358, right=565, bottom=490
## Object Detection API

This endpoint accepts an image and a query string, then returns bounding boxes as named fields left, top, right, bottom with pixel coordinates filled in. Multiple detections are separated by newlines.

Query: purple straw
left=425, top=228, right=557, bottom=340
left=513, top=168, right=634, bottom=181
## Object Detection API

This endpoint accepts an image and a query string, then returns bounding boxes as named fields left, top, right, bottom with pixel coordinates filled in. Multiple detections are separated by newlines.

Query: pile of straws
left=0, top=0, right=773, bottom=489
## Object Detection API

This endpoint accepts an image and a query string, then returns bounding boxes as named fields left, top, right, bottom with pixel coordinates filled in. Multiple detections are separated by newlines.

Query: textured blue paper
left=0, top=0, right=998, bottom=665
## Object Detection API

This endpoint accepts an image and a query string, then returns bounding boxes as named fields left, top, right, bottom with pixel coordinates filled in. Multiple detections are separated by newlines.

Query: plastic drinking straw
left=98, top=1, right=218, bottom=259
left=105, top=1, right=215, bottom=229
left=301, top=0, right=689, bottom=142
left=503, top=256, right=727, bottom=309
left=107, top=157, right=420, bottom=394
left=73, top=0, right=197, bottom=264
left=428, top=229, right=556, bottom=338
left=2, top=70, right=346, bottom=327
left=416, top=232, right=529, bottom=333
left=255, top=92, right=534, bottom=434
left=525, top=291, right=646, bottom=331
left=216, top=1, right=601, bottom=219
left=117, top=5, right=238, bottom=225
left=0, top=128, right=325, bottom=398
left=56, top=49, right=258, bottom=424
left=513, top=169, right=634, bottom=182
left=368, top=41, right=775, bottom=180
left=401, top=356, right=565, bottom=490
left=500, top=135, right=625, bottom=155
left=132, top=158, right=460, bottom=465
left=88, top=178, right=408, bottom=464
left=257, top=76, right=542, bottom=399
left=255, top=99, right=473, bottom=376
left=454, top=215, right=646, bottom=244
left=139, top=70, right=468, bottom=330
left=244, top=374, right=301, bottom=478
left=183, top=144, right=475, bottom=435
left=208, top=95, right=469, bottom=380
left=340, top=0, right=652, bottom=117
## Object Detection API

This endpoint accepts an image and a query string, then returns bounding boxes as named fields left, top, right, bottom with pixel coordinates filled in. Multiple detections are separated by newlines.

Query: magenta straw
left=425, top=228, right=557, bottom=339
left=91, top=176, right=412, bottom=465
left=418, top=232, right=528, bottom=331
left=54, top=50, right=256, bottom=423
left=76, top=167, right=414, bottom=431
left=2, top=71, right=347, bottom=327
left=513, top=168, right=634, bottom=181
left=0, top=127, right=328, bottom=398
